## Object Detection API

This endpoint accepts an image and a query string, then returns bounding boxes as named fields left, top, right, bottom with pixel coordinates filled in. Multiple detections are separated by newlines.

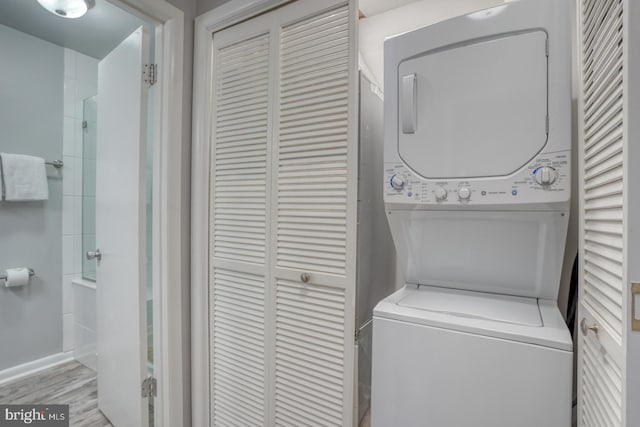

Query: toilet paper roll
left=4, top=268, right=30, bottom=288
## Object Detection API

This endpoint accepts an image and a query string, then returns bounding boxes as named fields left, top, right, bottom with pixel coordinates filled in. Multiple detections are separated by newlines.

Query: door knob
left=580, top=318, right=598, bottom=336
left=86, top=249, right=102, bottom=261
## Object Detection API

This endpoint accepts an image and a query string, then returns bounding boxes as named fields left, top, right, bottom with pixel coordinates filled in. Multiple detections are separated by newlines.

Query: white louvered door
left=209, top=1, right=357, bottom=425
left=270, top=3, right=357, bottom=426
left=210, top=27, right=272, bottom=426
left=578, top=0, right=640, bottom=426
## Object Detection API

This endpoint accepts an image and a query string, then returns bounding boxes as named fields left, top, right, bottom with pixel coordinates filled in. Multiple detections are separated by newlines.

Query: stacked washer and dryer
left=371, top=1, right=573, bottom=426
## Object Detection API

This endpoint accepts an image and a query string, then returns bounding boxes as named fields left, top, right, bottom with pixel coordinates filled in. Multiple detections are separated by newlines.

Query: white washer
left=372, top=0, right=573, bottom=425
left=372, top=286, right=572, bottom=427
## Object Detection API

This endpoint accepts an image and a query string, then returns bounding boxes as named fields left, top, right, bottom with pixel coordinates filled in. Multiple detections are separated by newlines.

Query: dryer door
left=397, top=31, right=548, bottom=179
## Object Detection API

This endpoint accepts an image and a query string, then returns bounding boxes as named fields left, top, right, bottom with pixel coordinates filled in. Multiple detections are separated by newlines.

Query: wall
left=0, top=24, right=63, bottom=371
left=196, top=0, right=231, bottom=16
left=359, top=0, right=503, bottom=89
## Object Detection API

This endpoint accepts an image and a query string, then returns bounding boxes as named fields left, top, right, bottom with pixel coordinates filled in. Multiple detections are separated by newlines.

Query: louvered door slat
left=579, top=0, right=626, bottom=426
left=584, top=76, right=622, bottom=125
left=584, top=138, right=622, bottom=168
left=219, top=71, right=270, bottom=94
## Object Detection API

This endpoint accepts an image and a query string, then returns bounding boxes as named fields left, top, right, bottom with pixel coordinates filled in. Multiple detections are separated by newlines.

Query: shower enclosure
left=82, top=96, right=97, bottom=282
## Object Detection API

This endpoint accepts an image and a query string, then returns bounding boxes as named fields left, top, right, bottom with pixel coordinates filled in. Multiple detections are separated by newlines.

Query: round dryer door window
left=397, top=30, right=548, bottom=179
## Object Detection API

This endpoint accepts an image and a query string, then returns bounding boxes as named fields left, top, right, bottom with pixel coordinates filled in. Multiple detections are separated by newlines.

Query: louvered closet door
left=577, top=0, right=640, bottom=425
left=269, top=2, right=358, bottom=426
left=210, top=24, right=273, bottom=426
left=209, top=1, right=357, bottom=426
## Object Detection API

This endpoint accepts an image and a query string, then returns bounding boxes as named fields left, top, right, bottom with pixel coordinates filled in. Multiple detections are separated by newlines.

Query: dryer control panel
left=384, top=150, right=570, bottom=206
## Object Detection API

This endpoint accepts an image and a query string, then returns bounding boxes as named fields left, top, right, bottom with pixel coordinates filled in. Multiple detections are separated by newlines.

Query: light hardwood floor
left=0, top=361, right=112, bottom=426
left=359, top=409, right=371, bottom=427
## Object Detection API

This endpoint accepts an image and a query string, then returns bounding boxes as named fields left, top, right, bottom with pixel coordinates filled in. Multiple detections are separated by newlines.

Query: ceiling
left=0, top=0, right=146, bottom=59
left=360, top=0, right=421, bottom=17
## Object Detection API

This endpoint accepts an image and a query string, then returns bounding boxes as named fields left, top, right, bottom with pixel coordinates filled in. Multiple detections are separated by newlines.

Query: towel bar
left=45, top=160, right=64, bottom=168
left=0, top=268, right=35, bottom=281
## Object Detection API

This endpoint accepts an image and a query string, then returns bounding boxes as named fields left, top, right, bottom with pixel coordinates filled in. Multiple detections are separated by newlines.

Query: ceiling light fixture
left=36, top=0, right=96, bottom=19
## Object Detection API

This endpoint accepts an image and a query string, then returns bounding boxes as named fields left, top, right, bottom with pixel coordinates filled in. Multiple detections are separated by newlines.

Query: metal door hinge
left=141, top=376, right=157, bottom=398
left=143, top=63, right=157, bottom=86
left=82, top=120, right=87, bottom=129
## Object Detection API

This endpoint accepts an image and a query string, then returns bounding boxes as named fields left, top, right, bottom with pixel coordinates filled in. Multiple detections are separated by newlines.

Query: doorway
left=0, top=0, right=185, bottom=425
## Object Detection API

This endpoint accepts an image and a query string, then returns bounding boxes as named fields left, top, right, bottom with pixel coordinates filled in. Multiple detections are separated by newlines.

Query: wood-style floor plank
left=0, top=361, right=112, bottom=426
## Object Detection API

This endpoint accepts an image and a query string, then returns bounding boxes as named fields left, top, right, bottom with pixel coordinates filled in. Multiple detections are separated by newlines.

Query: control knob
left=458, top=187, right=471, bottom=200
left=390, top=174, right=406, bottom=190
left=534, top=166, right=557, bottom=186
left=434, top=186, right=448, bottom=201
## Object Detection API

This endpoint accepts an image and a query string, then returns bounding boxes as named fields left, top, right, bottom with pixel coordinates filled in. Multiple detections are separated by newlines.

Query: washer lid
left=397, top=30, right=548, bottom=179
left=397, top=286, right=542, bottom=327
left=374, top=285, right=573, bottom=351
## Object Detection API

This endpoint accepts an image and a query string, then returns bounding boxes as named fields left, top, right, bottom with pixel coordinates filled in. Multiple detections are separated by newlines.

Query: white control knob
left=534, top=166, right=557, bottom=186
left=458, top=187, right=471, bottom=200
left=434, top=186, right=448, bottom=201
left=390, top=175, right=406, bottom=190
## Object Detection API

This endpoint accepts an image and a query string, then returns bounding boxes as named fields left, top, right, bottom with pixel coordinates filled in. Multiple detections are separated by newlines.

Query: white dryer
left=372, top=1, right=573, bottom=426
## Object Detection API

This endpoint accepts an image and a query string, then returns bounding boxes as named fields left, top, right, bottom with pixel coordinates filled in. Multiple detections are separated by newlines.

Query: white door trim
left=107, top=1, right=185, bottom=426
left=191, top=1, right=289, bottom=425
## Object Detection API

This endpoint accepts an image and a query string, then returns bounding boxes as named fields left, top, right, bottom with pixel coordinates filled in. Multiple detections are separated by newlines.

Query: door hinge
left=82, top=120, right=87, bottom=129
left=143, top=63, right=157, bottom=87
left=141, top=376, right=157, bottom=398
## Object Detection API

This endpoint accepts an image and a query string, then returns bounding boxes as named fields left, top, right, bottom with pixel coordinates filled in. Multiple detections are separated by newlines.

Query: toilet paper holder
left=0, top=268, right=35, bottom=281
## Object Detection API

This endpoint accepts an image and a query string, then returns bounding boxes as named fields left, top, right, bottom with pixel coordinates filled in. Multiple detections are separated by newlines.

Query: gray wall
left=0, top=24, right=63, bottom=370
left=196, top=0, right=232, bottom=17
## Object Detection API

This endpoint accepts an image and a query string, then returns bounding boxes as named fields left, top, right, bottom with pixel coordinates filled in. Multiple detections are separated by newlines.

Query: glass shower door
left=82, top=95, right=97, bottom=282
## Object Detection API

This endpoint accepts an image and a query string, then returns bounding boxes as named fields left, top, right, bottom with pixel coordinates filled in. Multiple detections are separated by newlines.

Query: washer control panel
left=385, top=150, right=570, bottom=205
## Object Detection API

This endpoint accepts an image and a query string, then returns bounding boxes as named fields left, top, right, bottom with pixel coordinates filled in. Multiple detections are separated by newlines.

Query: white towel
left=0, top=153, right=49, bottom=201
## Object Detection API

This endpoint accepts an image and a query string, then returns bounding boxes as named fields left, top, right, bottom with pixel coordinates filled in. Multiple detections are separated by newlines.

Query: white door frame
left=191, top=1, right=289, bottom=425
left=107, top=1, right=186, bottom=426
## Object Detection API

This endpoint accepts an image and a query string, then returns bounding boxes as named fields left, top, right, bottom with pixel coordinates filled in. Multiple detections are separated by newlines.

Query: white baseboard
left=0, top=352, right=74, bottom=385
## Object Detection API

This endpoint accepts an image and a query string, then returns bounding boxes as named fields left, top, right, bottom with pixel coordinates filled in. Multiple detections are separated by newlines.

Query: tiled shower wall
left=62, top=49, right=97, bottom=353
